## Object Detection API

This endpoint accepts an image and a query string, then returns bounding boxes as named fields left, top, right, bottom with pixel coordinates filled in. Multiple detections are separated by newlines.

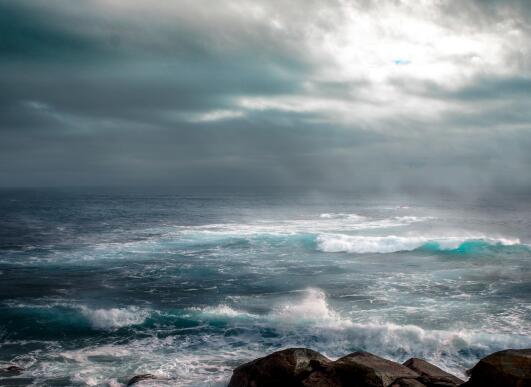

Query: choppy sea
left=1, top=189, right=530, bottom=386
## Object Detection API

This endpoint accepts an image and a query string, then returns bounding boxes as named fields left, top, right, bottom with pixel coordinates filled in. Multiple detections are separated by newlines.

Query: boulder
left=462, top=348, right=531, bottom=387
left=228, top=348, right=332, bottom=387
left=390, top=378, right=426, bottom=387
left=229, top=349, right=428, bottom=387
left=126, top=374, right=157, bottom=386
left=330, top=352, right=420, bottom=387
left=302, top=370, right=342, bottom=387
left=229, top=347, right=531, bottom=387
left=403, top=358, right=463, bottom=386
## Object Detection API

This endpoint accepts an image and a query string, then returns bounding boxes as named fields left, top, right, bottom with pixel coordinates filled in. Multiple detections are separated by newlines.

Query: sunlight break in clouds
left=0, top=0, right=530, bottom=193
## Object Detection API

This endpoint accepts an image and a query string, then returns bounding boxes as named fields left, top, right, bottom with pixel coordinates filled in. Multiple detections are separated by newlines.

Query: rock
left=302, top=370, right=342, bottom=387
left=462, top=348, right=531, bottom=387
left=0, top=365, right=24, bottom=377
left=228, top=349, right=472, bottom=387
left=228, top=348, right=332, bottom=387
left=391, top=378, right=427, bottom=387
left=403, top=358, right=463, bottom=386
left=330, top=352, right=420, bottom=387
left=126, top=374, right=157, bottom=386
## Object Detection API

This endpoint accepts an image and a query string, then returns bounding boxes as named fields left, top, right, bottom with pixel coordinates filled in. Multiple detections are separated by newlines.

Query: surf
left=315, top=234, right=523, bottom=254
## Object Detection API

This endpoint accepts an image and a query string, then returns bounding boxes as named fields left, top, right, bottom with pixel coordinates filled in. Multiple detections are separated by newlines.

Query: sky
left=1, top=0, right=530, bottom=196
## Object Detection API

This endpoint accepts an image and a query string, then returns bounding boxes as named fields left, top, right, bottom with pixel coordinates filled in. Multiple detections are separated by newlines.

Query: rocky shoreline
left=228, top=348, right=531, bottom=387
left=1, top=348, right=529, bottom=386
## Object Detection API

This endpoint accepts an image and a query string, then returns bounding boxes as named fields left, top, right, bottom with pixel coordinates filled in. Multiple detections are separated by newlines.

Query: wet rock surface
left=403, top=358, right=464, bottom=386
left=228, top=348, right=332, bottom=387
left=228, top=348, right=531, bottom=387
left=461, top=348, right=531, bottom=387
left=330, top=352, right=420, bottom=387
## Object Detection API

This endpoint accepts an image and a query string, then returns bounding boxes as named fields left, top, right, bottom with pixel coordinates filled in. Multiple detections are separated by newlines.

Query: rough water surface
left=0, top=190, right=530, bottom=386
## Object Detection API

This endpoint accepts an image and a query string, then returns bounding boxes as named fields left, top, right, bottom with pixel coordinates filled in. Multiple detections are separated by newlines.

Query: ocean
left=1, top=189, right=530, bottom=386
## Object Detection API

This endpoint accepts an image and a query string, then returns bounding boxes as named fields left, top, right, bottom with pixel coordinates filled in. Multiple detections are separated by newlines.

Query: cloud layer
left=1, top=0, right=530, bottom=196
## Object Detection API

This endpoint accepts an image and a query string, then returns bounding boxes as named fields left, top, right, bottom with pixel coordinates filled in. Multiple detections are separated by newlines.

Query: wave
left=190, top=304, right=258, bottom=319
left=319, top=213, right=367, bottom=220
left=189, top=289, right=348, bottom=328
left=270, top=288, right=352, bottom=329
left=2, top=302, right=150, bottom=331
left=190, top=288, right=531, bottom=377
left=189, top=289, right=531, bottom=377
left=53, top=335, right=252, bottom=387
left=9, top=212, right=437, bottom=263
left=79, top=306, right=150, bottom=330
left=6, top=289, right=531, bottom=384
left=316, top=234, right=522, bottom=254
left=169, top=214, right=432, bottom=238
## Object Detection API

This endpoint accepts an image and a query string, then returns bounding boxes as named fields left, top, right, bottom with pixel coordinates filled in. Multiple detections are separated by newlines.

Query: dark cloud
left=0, top=0, right=530, bottom=197
left=0, top=2, right=101, bottom=60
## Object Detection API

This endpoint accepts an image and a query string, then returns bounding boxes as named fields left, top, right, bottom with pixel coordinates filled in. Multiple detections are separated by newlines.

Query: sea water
left=1, top=189, right=530, bottom=386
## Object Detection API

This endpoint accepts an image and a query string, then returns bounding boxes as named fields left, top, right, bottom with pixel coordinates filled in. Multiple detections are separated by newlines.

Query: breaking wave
left=191, top=289, right=350, bottom=329
left=190, top=288, right=531, bottom=377
left=2, top=303, right=151, bottom=331
left=316, top=234, right=522, bottom=254
left=190, top=304, right=258, bottom=319
left=5, top=289, right=531, bottom=383
left=319, top=213, right=367, bottom=220
left=270, top=288, right=351, bottom=329
left=79, top=306, right=150, bottom=330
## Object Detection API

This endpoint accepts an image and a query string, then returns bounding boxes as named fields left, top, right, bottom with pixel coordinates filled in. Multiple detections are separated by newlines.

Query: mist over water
left=1, top=189, right=530, bottom=386
left=1, top=0, right=530, bottom=385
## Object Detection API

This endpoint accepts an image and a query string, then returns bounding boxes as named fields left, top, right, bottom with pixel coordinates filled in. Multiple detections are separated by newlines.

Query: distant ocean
left=1, top=189, right=530, bottom=386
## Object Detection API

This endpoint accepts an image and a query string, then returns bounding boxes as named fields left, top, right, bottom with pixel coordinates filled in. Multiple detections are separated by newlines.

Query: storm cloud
left=1, top=0, right=530, bottom=196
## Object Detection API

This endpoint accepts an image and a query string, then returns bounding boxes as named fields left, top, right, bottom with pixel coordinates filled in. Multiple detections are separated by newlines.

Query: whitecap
left=316, top=234, right=521, bottom=254
left=319, top=213, right=367, bottom=221
left=270, top=288, right=352, bottom=329
left=191, top=304, right=258, bottom=319
left=79, top=306, right=150, bottom=330
left=187, top=288, right=531, bottom=377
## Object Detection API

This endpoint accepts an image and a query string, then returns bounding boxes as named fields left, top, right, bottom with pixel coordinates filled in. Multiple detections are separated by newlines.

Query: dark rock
left=228, top=349, right=472, bottom=387
left=0, top=365, right=24, bottom=377
left=228, top=348, right=332, bottom=387
left=462, top=348, right=531, bottom=387
left=126, top=374, right=157, bottom=386
left=391, top=378, right=426, bottom=387
left=330, top=352, right=420, bottom=387
left=302, top=370, right=342, bottom=387
left=403, top=358, right=463, bottom=386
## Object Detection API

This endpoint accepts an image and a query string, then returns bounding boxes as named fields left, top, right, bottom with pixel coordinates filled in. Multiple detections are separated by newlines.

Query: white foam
left=79, top=306, right=150, bottom=330
left=3, top=302, right=150, bottom=330
left=335, top=321, right=531, bottom=377
left=316, top=234, right=521, bottom=254
left=319, top=213, right=367, bottom=220
left=192, top=288, right=531, bottom=378
left=193, top=304, right=257, bottom=319
left=271, top=288, right=352, bottom=329
left=54, top=335, right=253, bottom=386
left=16, top=289, right=531, bottom=385
left=194, top=289, right=350, bottom=329
left=23, top=212, right=437, bottom=263
left=168, top=213, right=432, bottom=240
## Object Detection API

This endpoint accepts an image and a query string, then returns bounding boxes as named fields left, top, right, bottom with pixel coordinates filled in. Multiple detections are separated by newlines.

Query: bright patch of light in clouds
left=314, top=0, right=521, bottom=84
left=187, top=110, right=245, bottom=123
left=1, top=0, right=530, bottom=192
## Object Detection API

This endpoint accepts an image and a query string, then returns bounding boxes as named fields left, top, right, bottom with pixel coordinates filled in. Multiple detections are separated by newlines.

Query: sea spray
left=316, top=234, right=522, bottom=254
